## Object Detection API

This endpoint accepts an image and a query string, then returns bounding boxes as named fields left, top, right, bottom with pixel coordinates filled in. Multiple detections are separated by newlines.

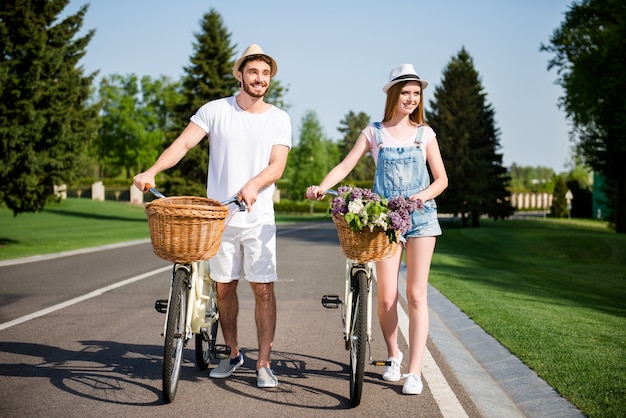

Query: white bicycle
left=145, top=187, right=246, bottom=403
left=319, top=189, right=393, bottom=407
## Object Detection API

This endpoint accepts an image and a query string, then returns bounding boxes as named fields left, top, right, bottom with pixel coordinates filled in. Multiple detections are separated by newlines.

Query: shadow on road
left=0, top=340, right=394, bottom=410
left=0, top=340, right=163, bottom=406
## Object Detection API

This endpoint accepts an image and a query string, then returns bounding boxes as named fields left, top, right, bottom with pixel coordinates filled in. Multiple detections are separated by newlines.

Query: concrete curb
left=426, top=284, right=585, bottom=418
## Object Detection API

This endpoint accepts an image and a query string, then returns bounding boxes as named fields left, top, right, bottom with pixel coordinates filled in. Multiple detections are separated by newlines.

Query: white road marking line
left=396, top=303, right=468, bottom=417
left=394, top=268, right=469, bottom=418
left=0, top=239, right=151, bottom=267
left=0, top=266, right=171, bottom=331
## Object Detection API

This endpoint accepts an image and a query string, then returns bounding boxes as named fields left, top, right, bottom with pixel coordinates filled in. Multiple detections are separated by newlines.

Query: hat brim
left=232, top=54, right=278, bottom=78
left=382, top=77, right=428, bottom=93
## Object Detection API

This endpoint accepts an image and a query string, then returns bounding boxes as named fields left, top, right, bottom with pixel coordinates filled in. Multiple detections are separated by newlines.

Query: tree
left=337, top=111, right=373, bottom=182
left=551, top=176, right=569, bottom=218
left=565, top=158, right=593, bottom=218
left=509, top=164, right=556, bottom=193
left=265, top=79, right=290, bottom=110
left=95, top=74, right=180, bottom=178
left=427, top=47, right=513, bottom=226
left=541, top=0, right=626, bottom=232
left=165, top=9, right=239, bottom=195
left=0, top=0, right=98, bottom=214
left=163, top=9, right=290, bottom=196
left=286, top=111, right=338, bottom=200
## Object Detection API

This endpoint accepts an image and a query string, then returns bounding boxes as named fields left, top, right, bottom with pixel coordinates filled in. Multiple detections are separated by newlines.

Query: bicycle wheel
left=163, top=268, right=189, bottom=403
left=195, top=296, right=219, bottom=370
left=349, top=269, right=367, bottom=407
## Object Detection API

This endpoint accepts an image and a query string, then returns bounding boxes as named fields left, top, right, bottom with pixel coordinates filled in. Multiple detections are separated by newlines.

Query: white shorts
left=208, top=223, right=277, bottom=283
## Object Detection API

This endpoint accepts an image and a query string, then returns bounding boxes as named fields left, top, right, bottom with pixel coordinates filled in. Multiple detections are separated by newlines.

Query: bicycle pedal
left=371, top=360, right=392, bottom=367
left=321, top=294, right=343, bottom=309
left=154, top=299, right=168, bottom=313
left=213, top=344, right=231, bottom=359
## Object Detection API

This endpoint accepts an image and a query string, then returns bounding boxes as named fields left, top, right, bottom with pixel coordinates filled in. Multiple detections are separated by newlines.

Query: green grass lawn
left=1, top=199, right=624, bottom=416
left=0, top=198, right=152, bottom=260
left=431, top=218, right=626, bottom=418
left=0, top=198, right=327, bottom=260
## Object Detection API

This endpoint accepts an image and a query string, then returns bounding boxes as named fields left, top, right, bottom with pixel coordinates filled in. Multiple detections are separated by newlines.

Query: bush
left=274, top=199, right=329, bottom=214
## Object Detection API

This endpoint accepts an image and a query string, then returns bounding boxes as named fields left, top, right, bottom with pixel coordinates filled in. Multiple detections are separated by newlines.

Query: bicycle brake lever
left=221, top=196, right=247, bottom=212
left=236, top=198, right=247, bottom=212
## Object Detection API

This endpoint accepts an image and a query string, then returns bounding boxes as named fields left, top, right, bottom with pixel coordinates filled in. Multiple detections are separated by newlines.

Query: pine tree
left=164, top=9, right=290, bottom=196
left=165, top=9, right=238, bottom=195
left=427, top=47, right=512, bottom=226
left=0, top=0, right=98, bottom=214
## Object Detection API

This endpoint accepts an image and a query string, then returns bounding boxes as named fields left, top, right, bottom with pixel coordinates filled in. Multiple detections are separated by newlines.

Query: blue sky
left=64, top=0, right=573, bottom=172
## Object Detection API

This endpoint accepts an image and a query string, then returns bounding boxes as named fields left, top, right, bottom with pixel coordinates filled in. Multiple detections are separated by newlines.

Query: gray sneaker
left=209, top=352, right=244, bottom=378
left=256, top=367, right=278, bottom=388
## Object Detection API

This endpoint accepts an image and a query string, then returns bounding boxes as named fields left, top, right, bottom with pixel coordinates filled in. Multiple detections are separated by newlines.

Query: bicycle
left=319, top=189, right=396, bottom=407
left=144, top=187, right=246, bottom=403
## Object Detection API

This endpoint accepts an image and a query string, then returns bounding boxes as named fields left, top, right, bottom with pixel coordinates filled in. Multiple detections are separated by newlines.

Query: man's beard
left=243, top=82, right=268, bottom=98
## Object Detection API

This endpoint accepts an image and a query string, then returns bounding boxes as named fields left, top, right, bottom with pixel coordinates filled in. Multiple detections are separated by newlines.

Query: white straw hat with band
left=232, top=44, right=278, bottom=78
left=382, top=63, right=428, bottom=93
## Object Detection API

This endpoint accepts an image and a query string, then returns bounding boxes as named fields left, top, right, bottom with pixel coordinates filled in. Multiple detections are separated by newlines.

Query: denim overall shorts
left=372, top=122, right=442, bottom=239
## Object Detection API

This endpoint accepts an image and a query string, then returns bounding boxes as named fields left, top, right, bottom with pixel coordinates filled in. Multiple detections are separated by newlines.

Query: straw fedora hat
left=232, top=44, right=278, bottom=78
left=382, top=63, right=428, bottom=93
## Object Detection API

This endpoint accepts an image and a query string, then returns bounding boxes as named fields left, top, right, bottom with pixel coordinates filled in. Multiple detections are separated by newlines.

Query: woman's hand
left=305, top=185, right=323, bottom=200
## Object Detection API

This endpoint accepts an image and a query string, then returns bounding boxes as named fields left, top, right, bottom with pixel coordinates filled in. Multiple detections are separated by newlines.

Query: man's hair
left=238, top=54, right=274, bottom=74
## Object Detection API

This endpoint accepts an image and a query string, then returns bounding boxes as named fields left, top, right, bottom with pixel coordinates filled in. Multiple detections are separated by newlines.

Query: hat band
left=391, top=74, right=420, bottom=82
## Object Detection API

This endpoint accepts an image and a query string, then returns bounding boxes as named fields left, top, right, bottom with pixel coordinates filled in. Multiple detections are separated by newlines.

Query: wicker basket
left=145, top=196, right=229, bottom=263
left=332, top=214, right=399, bottom=263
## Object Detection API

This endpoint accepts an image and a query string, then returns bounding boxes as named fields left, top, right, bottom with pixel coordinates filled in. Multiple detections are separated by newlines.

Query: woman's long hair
left=382, top=81, right=427, bottom=126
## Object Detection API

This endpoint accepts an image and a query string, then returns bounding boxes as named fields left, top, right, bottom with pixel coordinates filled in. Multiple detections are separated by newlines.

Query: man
left=133, top=44, right=291, bottom=388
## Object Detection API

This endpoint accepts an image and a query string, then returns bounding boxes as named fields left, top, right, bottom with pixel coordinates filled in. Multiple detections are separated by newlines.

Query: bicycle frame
left=161, top=261, right=216, bottom=340
left=147, top=187, right=246, bottom=403
left=153, top=189, right=245, bottom=343
left=319, top=188, right=389, bottom=407
left=342, top=260, right=374, bottom=356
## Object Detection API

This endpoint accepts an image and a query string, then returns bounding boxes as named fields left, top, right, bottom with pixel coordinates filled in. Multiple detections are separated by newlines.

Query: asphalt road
left=0, top=222, right=481, bottom=417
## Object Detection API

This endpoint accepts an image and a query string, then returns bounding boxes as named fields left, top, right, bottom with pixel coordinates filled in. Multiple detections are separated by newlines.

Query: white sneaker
left=382, top=351, right=403, bottom=382
left=209, top=352, right=244, bottom=378
left=256, top=367, right=279, bottom=388
left=402, top=373, right=423, bottom=395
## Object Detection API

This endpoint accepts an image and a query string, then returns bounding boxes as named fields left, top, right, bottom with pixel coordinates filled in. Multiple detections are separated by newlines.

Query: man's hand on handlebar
left=133, top=172, right=155, bottom=193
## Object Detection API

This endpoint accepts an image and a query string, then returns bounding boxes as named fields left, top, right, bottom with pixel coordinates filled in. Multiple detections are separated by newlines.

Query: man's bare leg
left=250, top=282, right=276, bottom=370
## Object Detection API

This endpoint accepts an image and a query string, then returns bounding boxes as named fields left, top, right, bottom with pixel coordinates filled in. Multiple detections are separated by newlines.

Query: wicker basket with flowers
left=329, top=186, right=423, bottom=262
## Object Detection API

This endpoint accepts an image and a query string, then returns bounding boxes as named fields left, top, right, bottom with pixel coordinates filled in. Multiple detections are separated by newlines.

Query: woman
left=306, top=63, right=448, bottom=395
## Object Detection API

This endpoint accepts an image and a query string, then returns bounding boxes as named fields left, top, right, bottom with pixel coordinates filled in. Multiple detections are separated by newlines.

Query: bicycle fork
left=321, top=261, right=376, bottom=362
left=155, top=262, right=229, bottom=357
left=155, top=264, right=194, bottom=340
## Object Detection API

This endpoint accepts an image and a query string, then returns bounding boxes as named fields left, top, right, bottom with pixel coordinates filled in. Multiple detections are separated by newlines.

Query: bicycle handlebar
left=148, top=187, right=166, bottom=199
left=144, top=184, right=247, bottom=212
left=321, top=189, right=338, bottom=197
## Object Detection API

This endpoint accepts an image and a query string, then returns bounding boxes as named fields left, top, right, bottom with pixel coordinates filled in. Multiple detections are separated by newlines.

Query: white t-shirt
left=190, top=96, right=292, bottom=227
left=362, top=123, right=436, bottom=164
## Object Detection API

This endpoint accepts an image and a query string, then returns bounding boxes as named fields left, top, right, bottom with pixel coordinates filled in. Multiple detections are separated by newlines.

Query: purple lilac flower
left=331, top=197, right=348, bottom=215
left=388, top=210, right=412, bottom=234
left=388, top=196, right=423, bottom=213
left=337, top=185, right=352, bottom=196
